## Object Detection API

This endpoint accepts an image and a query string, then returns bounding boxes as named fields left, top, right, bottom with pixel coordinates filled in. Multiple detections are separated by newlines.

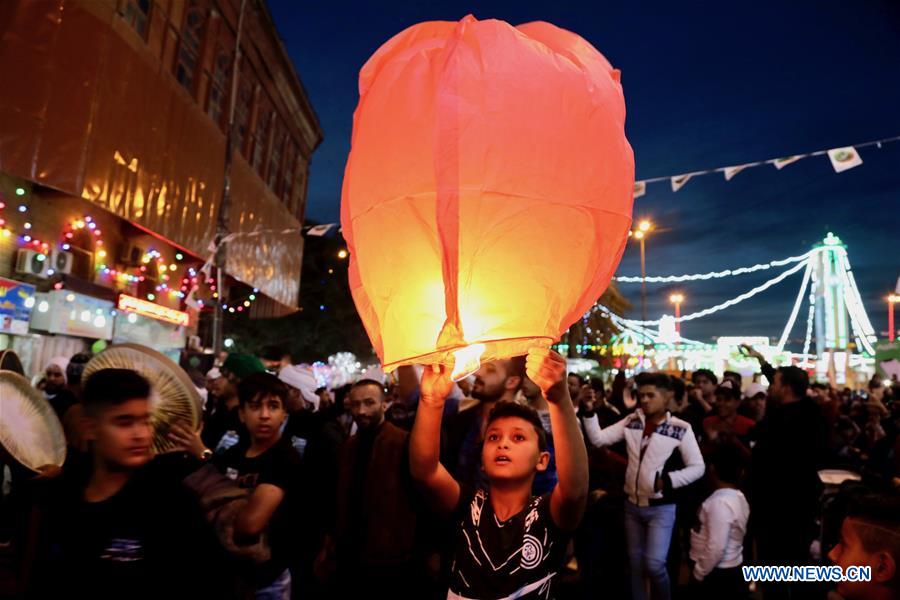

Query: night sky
left=269, top=0, right=900, bottom=349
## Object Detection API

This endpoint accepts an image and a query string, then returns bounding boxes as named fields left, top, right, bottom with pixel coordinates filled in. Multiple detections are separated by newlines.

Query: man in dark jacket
left=318, top=379, right=426, bottom=598
left=750, top=362, right=827, bottom=600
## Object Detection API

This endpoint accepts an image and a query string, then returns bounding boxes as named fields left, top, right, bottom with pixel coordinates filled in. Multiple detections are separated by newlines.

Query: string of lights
left=614, top=259, right=809, bottom=327
left=776, top=256, right=816, bottom=352
left=836, top=248, right=878, bottom=355
left=614, top=250, right=814, bottom=283
left=802, top=267, right=817, bottom=361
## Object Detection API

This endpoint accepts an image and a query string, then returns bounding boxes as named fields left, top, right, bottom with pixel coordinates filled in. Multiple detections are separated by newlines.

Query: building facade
left=0, top=0, right=322, bottom=374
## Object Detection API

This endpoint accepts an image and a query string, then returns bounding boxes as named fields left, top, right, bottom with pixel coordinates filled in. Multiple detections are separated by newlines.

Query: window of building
left=281, top=141, right=297, bottom=207
left=233, top=68, right=254, bottom=154
left=251, top=100, right=272, bottom=176
left=119, top=0, right=152, bottom=38
left=174, top=0, right=209, bottom=94
left=206, top=29, right=234, bottom=131
left=267, top=126, right=285, bottom=192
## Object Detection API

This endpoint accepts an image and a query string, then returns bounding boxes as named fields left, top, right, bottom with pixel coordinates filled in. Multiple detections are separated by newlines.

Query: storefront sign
left=113, top=311, right=186, bottom=362
left=117, top=294, right=189, bottom=327
left=0, top=277, right=36, bottom=335
left=30, top=290, right=115, bottom=340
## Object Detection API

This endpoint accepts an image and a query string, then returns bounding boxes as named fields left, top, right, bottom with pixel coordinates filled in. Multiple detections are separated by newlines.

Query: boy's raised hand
left=525, top=348, right=569, bottom=404
left=420, top=364, right=454, bottom=406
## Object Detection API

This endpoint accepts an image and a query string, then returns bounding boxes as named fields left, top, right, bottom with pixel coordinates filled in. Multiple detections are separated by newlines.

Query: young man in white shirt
left=690, top=443, right=750, bottom=599
left=581, top=372, right=704, bottom=600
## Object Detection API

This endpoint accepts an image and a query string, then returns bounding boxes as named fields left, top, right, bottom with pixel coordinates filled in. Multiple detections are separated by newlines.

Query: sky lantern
left=341, top=15, right=634, bottom=378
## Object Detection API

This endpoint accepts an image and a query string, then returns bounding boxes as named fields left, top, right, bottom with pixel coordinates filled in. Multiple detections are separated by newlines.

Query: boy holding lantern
left=410, top=348, right=588, bottom=599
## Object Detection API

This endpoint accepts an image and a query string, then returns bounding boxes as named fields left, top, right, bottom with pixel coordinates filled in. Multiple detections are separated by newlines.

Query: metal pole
left=890, top=300, right=896, bottom=343
left=640, top=237, right=647, bottom=323
left=212, top=0, right=249, bottom=355
left=675, top=301, right=681, bottom=335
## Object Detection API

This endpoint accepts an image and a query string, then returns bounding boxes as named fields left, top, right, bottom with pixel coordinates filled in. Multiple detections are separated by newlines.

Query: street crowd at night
left=2, top=0, right=900, bottom=599
left=2, top=346, right=900, bottom=599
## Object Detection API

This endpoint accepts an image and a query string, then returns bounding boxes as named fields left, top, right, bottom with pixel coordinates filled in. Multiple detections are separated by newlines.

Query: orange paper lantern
left=341, top=15, right=634, bottom=375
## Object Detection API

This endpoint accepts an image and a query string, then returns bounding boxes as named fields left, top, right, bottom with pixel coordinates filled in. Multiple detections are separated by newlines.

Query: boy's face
left=482, top=416, right=548, bottom=482
left=87, top=398, right=152, bottom=469
left=638, top=384, right=667, bottom=418
left=239, top=393, right=286, bottom=443
left=715, top=393, right=739, bottom=419
left=694, top=376, right=715, bottom=397
left=828, top=518, right=896, bottom=598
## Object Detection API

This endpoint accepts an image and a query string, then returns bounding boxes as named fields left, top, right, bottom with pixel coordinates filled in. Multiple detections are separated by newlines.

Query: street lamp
left=669, top=293, right=684, bottom=335
left=889, top=294, right=900, bottom=342
left=631, top=220, right=653, bottom=322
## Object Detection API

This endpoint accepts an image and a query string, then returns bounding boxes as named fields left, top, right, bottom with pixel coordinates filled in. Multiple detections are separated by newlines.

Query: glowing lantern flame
left=451, top=343, right=486, bottom=382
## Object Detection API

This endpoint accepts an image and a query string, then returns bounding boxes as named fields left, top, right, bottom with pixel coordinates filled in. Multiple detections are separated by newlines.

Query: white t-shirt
left=689, top=487, right=750, bottom=580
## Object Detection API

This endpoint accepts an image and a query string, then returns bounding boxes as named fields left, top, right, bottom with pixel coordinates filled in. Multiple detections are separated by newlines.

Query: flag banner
left=773, top=155, right=803, bottom=170
left=827, top=146, right=863, bottom=173
left=723, top=165, right=748, bottom=181
left=306, top=224, right=335, bottom=237
left=671, top=174, right=691, bottom=192
left=634, top=181, right=646, bottom=198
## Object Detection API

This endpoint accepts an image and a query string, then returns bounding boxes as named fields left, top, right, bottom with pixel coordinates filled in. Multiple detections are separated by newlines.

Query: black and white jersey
left=448, top=489, right=568, bottom=600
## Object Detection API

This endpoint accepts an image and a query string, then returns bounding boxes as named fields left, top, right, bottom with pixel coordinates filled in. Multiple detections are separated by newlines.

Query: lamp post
left=889, top=294, right=900, bottom=342
left=669, top=293, right=684, bottom=336
left=632, top=219, right=653, bottom=323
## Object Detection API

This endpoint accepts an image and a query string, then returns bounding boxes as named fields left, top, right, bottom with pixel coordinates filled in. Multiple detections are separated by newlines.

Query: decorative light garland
left=614, top=250, right=814, bottom=283
left=776, top=256, right=817, bottom=352
left=222, top=288, right=259, bottom=314
left=613, top=259, right=809, bottom=327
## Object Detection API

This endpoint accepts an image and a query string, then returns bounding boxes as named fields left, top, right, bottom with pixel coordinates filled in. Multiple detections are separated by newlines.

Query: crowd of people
left=1, top=343, right=899, bottom=600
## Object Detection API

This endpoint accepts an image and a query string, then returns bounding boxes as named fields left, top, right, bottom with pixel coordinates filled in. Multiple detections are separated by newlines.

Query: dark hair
left=710, top=443, right=745, bottom=485
left=692, top=369, right=718, bottom=385
left=260, top=345, right=288, bottom=362
left=351, top=378, right=386, bottom=399
left=237, top=372, right=289, bottom=407
left=845, top=493, right=900, bottom=579
left=0, top=350, right=25, bottom=376
left=82, top=369, right=151, bottom=416
left=66, top=352, right=93, bottom=386
left=506, top=356, right=526, bottom=390
left=634, top=371, right=672, bottom=391
left=486, top=402, right=548, bottom=452
left=715, top=382, right=741, bottom=401
left=567, top=373, right=585, bottom=386
left=776, top=366, right=809, bottom=399
left=723, top=370, right=742, bottom=386
left=670, top=376, right=686, bottom=402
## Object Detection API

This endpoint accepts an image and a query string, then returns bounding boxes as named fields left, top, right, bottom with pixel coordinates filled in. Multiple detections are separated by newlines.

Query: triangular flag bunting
left=306, top=224, right=335, bottom=237
left=773, top=155, right=803, bottom=170
left=671, top=174, right=691, bottom=192
left=723, top=165, right=748, bottom=181
left=633, top=181, right=646, bottom=198
left=827, top=146, right=863, bottom=173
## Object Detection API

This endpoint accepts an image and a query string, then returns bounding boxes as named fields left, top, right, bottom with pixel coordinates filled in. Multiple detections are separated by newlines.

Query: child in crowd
left=689, top=444, right=750, bottom=599
left=409, top=348, right=588, bottom=599
left=828, top=493, right=900, bottom=600
left=215, top=372, right=302, bottom=598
